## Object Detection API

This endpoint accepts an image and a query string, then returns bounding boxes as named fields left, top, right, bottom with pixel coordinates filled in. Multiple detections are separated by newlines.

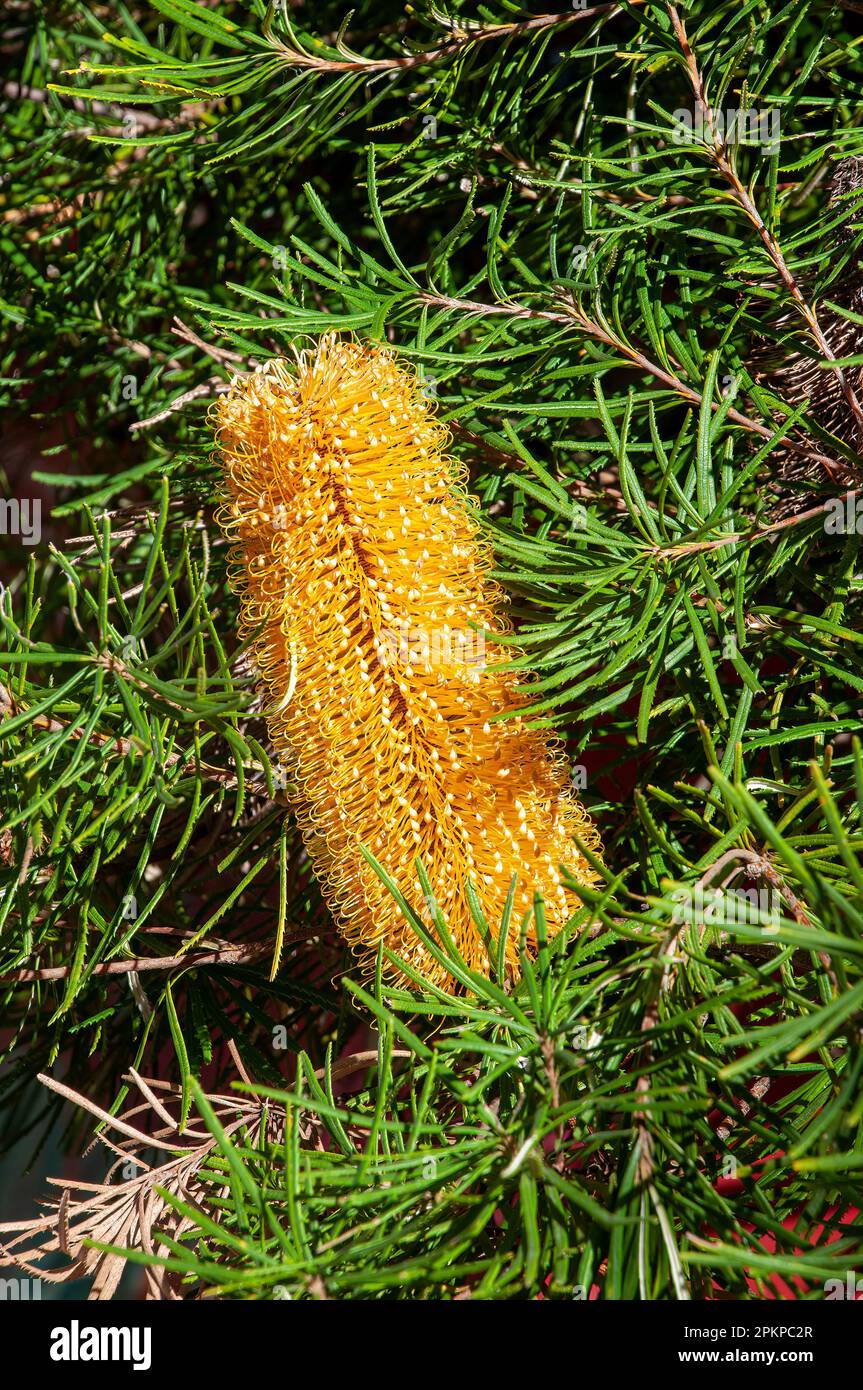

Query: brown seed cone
left=753, top=156, right=863, bottom=508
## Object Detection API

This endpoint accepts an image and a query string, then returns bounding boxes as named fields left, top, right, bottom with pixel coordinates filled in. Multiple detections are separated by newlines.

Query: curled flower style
left=216, top=334, right=601, bottom=990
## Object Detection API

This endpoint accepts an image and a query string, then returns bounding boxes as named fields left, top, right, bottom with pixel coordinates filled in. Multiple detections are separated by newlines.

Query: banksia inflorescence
left=215, top=335, right=600, bottom=990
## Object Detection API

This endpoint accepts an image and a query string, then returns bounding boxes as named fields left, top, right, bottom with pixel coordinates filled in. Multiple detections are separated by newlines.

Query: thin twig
left=129, top=379, right=228, bottom=432
left=0, top=942, right=273, bottom=984
left=171, top=316, right=246, bottom=366
left=267, top=4, right=639, bottom=73
left=647, top=492, right=858, bottom=557
left=420, top=290, right=844, bottom=476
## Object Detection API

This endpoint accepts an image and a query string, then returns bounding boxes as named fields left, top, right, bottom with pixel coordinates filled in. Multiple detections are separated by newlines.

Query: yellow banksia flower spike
left=215, top=334, right=601, bottom=991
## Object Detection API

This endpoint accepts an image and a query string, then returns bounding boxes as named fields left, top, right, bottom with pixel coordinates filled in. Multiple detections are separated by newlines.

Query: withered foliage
left=0, top=1068, right=288, bottom=1300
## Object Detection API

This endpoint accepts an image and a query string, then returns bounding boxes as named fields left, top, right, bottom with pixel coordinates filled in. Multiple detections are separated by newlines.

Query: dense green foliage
left=2, top=0, right=863, bottom=1298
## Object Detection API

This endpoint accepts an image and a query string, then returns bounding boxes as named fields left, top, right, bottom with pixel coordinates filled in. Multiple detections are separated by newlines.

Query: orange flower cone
left=216, top=335, right=601, bottom=990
